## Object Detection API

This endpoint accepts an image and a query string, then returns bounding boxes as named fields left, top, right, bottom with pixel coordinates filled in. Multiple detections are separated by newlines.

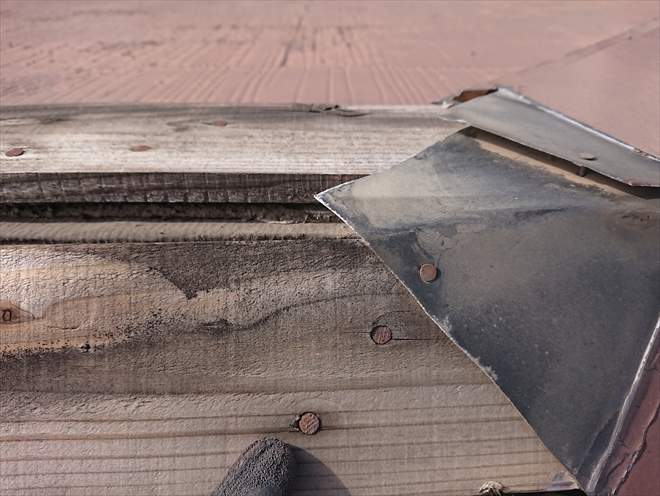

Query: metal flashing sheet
left=436, top=88, right=660, bottom=187
left=317, top=131, right=660, bottom=495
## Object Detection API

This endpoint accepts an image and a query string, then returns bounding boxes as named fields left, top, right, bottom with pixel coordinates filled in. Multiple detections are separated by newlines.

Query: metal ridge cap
left=495, top=87, right=660, bottom=163
left=435, top=87, right=660, bottom=187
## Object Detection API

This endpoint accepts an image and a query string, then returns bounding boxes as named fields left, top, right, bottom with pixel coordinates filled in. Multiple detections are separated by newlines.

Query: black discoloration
left=319, top=130, right=660, bottom=492
left=108, top=239, right=376, bottom=299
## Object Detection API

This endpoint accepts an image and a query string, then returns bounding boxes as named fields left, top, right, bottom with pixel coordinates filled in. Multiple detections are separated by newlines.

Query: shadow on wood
left=293, top=447, right=351, bottom=496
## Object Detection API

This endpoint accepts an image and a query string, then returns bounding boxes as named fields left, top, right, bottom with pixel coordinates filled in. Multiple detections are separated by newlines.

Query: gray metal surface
left=317, top=132, right=660, bottom=494
left=435, top=88, right=660, bottom=187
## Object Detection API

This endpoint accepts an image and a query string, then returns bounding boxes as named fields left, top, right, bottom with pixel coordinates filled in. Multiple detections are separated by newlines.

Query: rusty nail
left=419, top=264, right=437, bottom=283
left=5, top=148, right=24, bottom=157
left=579, top=152, right=596, bottom=160
left=371, top=325, right=392, bottom=345
left=212, top=119, right=228, bottom=127
left=577, top=166, right=587, bottom=177
left=297, top=412, right=321, bottom=435
left=2, top=310, right=12, bottom=322
left=131, top=145, right=151, bottom=152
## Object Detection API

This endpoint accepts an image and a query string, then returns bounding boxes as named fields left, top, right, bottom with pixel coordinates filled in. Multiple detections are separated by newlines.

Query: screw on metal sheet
left=579, top=152, right=596, bottom=160
left=577, top=166, right=587, bottom=177
left=212, top=120, right=228, bottom=127
left=419, top=264, right=437, bottom=283
left=2, top=310, right=12, bottom=322
left=293, top=412, right=321, bottom=435
left=371, top=325, right=392, bottom=345
left=131, top=145, right=151, bottom=152
left=5, top=148, right=24, bottom=157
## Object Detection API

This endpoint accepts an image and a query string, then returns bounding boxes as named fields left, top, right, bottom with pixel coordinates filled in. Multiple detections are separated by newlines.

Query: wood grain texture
left=0, top=239, right=578, bottom=495
left=0, top=104, right=463, bottom=203
left=0, top=221, right=357, bottom=244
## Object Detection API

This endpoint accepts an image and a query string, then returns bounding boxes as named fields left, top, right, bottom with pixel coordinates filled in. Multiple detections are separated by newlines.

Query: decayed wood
left=0, top=239, right=577, bottom=495
left=0, top=104, right=463, bottom=203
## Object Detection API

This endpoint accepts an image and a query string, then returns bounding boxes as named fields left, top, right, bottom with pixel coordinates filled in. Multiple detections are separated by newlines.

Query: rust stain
left=628, top=180, right=660, bottom=187
left=5, top=148, right=24, bottom=157
left=419, top=264, right=437, bottom=283
left=370, top=325, right=392, bottom=345
left=453, top=88, right=497, bottom=103
left=297, top=412, right=321, bottom=435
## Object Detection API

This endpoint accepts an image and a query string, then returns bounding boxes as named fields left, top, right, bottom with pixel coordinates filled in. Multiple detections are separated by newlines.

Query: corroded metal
left=317, top=131, right=660, bottom=495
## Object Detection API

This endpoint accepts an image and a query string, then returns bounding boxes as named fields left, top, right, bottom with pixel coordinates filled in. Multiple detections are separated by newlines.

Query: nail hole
left=2, top=310, right=12, bottom=322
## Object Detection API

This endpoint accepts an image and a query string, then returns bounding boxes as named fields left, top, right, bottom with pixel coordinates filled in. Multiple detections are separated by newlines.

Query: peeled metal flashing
left=316, top=131, right=660, bottom=495
left=434, top=88, right=660, bottom=187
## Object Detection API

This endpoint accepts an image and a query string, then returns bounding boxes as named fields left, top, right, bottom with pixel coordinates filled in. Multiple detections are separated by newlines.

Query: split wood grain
left=0, top=240, right=577, bottom=495
left=0, top=104, right=463, bottom=203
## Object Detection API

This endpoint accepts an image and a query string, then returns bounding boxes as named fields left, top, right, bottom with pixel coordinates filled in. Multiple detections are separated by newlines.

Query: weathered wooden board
left=0, top=104, right=463, bottom=203
left=0, top=221, right=357, bottom=244
left=0, top=237, right=577, bottom=495
left=1, top=103, right=580, bottom=494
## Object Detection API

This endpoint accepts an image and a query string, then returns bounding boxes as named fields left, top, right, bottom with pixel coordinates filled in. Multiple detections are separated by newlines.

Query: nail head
left=371, top=325, right=392, bottom=345
left=419, top=264, right=437, bottom=283
left=298, top=412, right=321, bottom=435
left=5, top=148, right=24, bottom=157
left=131, top=145, right=151, bottom=152
left=212, top=119, right=228, bottom=127
left=579, top=152, right=596, bottom=160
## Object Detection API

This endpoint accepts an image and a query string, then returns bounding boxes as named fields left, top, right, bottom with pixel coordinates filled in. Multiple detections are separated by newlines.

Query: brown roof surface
left=498, top=22, right=659, bottom=157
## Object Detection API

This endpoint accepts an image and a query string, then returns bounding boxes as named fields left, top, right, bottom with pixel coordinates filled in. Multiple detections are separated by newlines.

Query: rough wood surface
left=0, top=239, right=577, bottom=495
left=0, top=104, right=462, bottom=203
left=0, top=221, right=357, bottom=244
